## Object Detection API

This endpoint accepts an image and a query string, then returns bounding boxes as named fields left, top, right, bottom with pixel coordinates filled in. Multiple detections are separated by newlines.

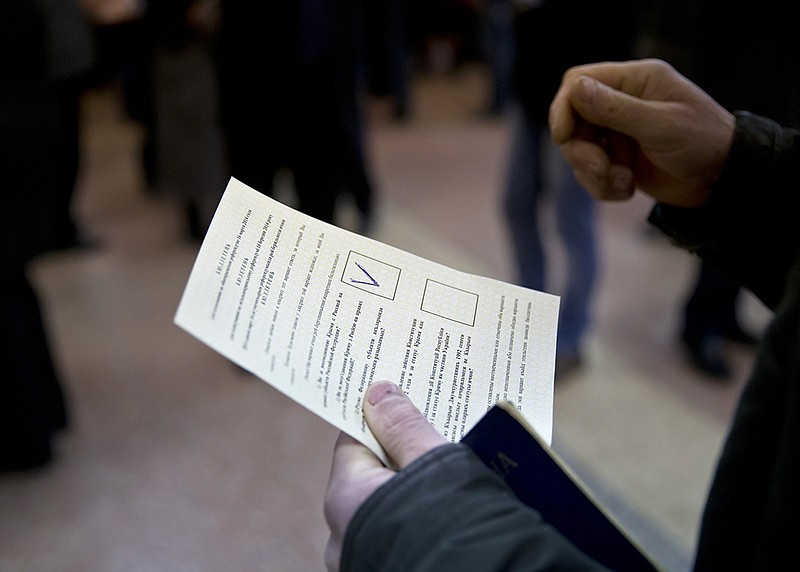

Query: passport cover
left=461, top=402, right=660, bottom=571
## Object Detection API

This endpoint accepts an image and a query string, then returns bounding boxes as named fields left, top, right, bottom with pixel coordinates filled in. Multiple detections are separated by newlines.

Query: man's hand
left=324, top=382, right=446, bottom=571
left=549, top=59, right=736, bottom=207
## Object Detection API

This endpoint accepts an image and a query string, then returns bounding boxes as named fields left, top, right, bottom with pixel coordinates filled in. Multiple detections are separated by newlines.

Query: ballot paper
left=175, top=178, right=560, bottom=462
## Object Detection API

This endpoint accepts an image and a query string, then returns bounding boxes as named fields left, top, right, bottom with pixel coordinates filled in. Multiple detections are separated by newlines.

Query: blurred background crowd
left=1, top=0, right=790, bottom=570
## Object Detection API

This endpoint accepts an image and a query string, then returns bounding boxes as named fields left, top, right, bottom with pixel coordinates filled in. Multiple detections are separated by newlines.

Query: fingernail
left=577, top=76, right=598, bottom=103
left=366, top=382, right=401, bottom=406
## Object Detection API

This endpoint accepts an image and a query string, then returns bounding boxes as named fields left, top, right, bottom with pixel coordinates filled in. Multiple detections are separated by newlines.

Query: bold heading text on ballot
left=175, top=178, right=560, bottom=462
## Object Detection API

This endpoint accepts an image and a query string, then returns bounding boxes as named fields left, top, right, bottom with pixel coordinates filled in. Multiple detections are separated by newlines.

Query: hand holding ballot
left=325, top=383, right=658, bottom=572
left=177, top=170, right=649, bottom=570
left=323, top=382, right=446, bottom=572
left=175, top=178, right=559, bottom=463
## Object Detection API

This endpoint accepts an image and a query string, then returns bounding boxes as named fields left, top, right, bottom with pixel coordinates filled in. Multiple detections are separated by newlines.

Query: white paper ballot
left=175, top=178, right=560, bottom=462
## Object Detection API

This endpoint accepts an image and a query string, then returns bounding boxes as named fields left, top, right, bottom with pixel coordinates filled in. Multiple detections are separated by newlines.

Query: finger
left=363, top=382, right=447, bottom=469
left=325, top=433, right=386, bottom=528
left=560, top=139, right=635, bottom=201
left=549, top=63, right=634, bottom=143
left=566, top=75, right=661, bottom=143
left=551, top=60, right=677, bottom=145
left=324, top=538, right=340, bottom=572
left=324, top=433, right=389, bottom=571
left=328, top=432, right=383, bottom=484
left=549, top=81, right=577, bottom=144
left=558, top=59, right=676, bottom=102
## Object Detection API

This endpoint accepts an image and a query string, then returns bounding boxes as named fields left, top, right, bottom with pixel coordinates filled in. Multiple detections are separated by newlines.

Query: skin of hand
left=549, top=59, right=736, bottom=207
left=323, top=382, right=447, bottom=572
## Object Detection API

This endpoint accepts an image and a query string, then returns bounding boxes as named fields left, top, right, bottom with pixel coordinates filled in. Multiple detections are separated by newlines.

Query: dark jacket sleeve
left=341, top=444, right=608, bottom=572
left=649, top=111, right=800, bottom=310
left=649, top=110, right=800, bottom=570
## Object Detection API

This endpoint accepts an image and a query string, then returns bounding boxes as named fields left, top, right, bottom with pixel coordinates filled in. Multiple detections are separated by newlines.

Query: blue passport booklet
left=461, top=402, right=661, bottom=571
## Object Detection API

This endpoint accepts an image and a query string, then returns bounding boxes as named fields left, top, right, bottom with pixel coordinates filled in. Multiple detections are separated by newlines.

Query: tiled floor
left=0, top=65, right=770, bottom=571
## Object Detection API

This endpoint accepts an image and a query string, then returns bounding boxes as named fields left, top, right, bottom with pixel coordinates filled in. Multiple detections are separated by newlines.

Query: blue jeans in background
left=503, top=109, right=597, bottom=359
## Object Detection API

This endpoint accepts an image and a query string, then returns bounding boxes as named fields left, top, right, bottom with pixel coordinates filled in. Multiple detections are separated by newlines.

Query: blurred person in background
left=144, top=0, right=228, bottom=240
left=42, top=0, right=96, bottom=251
left=217, top=0, right=374, bottom=229
left=1, top=0, right=94, bottom=471
left=82, top=0, right=153, bottom=182
left=501, top=0, right=640, bottom=379
left=363, top=0, right=413, bottom=121
left=83, top=0, right=227, bottom=240
left=637, top=0, right=798, bottom=379
left=476, top=0, right=515, bottom=118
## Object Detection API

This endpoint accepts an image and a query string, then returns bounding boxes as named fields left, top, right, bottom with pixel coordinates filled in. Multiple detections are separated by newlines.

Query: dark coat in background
left=217, top=0, right=373, bottom=224
left=0, top=0, right=92, bottom=470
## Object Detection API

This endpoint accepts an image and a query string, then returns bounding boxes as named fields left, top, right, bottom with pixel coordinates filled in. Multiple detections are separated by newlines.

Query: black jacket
left=340, top=112, right=800, bottom=570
